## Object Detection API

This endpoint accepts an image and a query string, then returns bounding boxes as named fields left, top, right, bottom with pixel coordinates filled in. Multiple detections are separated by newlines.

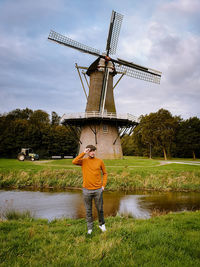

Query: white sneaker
left=87, top=229, right=92, bottom=234
left=99, top=224, right=106, bottom=232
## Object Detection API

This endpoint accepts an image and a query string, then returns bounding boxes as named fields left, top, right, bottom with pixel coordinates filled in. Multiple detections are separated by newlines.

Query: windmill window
left=103, top=124, right=108, bottom=133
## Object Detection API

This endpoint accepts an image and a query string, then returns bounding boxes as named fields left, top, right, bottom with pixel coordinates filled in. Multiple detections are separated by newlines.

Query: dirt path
left=160, top=160, right=200, bottom=166
left=34, top=160, right=200, bottom=168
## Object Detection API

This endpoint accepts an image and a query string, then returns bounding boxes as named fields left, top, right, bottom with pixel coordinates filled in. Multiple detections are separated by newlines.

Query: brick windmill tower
left=48, top=11, right=162, bottom=159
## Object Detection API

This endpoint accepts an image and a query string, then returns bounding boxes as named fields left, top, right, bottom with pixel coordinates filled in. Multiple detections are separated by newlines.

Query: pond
left=0, top=189, right=200, bottom=221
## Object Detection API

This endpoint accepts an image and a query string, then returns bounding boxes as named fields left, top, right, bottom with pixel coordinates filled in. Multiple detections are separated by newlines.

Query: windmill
left=48, top=10, right=162, bottom=159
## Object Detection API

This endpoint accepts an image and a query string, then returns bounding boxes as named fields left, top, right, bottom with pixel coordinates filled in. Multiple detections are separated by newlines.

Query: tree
left=48, top=125, right=78, bottom=156
left=121, top=135, right=135, bottom=156
left=6, top=108, right=33, bottom=120
left=29, top=110, right=50, bottom=126
left=175, top=117, right=200, bottom=159
left=51, top=111, right=61, bottom=126
left=0, top=108, right=78, bottom=158
left=0, top=117, right=30, bottom=157
left=133, top=109, right=181, bottom=160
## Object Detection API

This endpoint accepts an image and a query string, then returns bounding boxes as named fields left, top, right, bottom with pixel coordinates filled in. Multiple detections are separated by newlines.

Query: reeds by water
left=0, top=168, right=200, bottom=191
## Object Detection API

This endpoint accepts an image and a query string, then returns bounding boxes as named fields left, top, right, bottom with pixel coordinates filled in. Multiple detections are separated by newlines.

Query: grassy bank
left=0, top=158, right=200, bottom=191
left=0, top=211, right=200, bottom=266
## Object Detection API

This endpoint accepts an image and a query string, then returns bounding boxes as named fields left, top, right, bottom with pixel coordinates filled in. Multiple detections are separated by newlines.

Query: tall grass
left=0, top=169, right=82, bottom=189
left=1, top=168, right=200, bottom=191
left=2, top=209, right=34, bottom=220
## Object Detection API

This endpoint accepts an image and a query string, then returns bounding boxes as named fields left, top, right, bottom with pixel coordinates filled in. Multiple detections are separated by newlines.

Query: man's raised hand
left=84, top=148, right=90, bottom=154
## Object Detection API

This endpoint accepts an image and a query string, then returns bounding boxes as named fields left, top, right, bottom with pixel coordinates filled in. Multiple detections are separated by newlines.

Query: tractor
left=17, top=148, right=39, bottom=161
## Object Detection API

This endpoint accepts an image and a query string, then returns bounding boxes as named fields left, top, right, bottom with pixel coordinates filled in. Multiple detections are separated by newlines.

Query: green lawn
left=0, top=211, right=200, bottom=266
left=1, top=157, right=200, bottom=171
left=0, top=159, right=45, bottom=172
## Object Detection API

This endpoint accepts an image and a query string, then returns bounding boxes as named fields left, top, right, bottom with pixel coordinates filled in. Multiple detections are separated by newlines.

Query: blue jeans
left=82, top=188, right=105, bottom=230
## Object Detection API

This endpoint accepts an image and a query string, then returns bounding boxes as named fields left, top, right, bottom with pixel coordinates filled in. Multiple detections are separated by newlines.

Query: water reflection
left=0, top=189, right=199, bottom=221
left=76, top=191, right=122, bottom=219
left=0, top=190, right=82, bottom=220
left=119, top=195, right=151, bottom=219
left=140, top=191, right=200, bottom=212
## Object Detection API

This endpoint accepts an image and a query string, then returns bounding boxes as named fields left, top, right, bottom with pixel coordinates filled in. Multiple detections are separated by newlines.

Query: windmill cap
left=86, top=145, right=97, bottom=151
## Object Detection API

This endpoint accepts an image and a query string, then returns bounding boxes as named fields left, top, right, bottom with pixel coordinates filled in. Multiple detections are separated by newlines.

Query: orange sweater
left=72, top=152, right=107, bottom=190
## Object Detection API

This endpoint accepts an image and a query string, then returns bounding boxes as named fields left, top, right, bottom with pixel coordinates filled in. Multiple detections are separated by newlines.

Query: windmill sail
left=106, top=11, right=123, bottom=55
left=48, top=30, right=100, bottom=57
left=115, top=64, right=161, bottom=84
left=100, top=11, right=123, bottom=114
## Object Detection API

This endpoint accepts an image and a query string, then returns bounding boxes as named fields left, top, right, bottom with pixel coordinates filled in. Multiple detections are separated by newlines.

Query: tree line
left=0, top=108, right=78, bottom=158
left=122, top=109, right=200, bottom=160
left=0, top=108, right=200, bottom=159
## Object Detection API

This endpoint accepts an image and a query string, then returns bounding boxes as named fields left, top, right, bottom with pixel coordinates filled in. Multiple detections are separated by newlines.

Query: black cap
left=86, top=145, right=97, bottom=151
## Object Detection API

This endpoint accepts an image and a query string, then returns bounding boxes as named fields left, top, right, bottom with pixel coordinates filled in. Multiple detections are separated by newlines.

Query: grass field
left=0, top=211, right=200, bottom=266
left=1, top=159, right=200, bottom=266
left=0, top=157, right=200, bottom=191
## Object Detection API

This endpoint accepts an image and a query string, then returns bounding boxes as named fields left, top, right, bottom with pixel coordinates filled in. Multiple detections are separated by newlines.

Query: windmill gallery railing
left=61, top=112, right=139, bottom=123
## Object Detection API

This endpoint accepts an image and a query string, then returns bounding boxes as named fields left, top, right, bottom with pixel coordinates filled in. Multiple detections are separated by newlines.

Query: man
left=72, top=144, right=107, bottom=234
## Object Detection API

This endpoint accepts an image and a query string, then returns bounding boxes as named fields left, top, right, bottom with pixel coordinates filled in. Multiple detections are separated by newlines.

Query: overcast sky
left=0, top=0, right=200, bottom=119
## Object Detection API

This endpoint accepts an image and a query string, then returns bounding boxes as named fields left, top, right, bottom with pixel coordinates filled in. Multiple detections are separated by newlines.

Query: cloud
left=162, top=0, right=200, bottom=15
left=0, top=0, right=67, bottom=30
